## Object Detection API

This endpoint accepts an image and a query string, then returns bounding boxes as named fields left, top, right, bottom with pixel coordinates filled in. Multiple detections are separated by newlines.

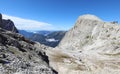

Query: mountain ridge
left=19, top=30, right=66, bottom=47
left=48, top=14, right=120, bottom=74
left=0, top=13, right=18, bottom=33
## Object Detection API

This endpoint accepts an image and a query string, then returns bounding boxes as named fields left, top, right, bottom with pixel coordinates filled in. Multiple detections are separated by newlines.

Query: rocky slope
left=47, top=14, right=120, bottom=74
left=0, top=14, right=57, bottom=74
left=0, top=28, right=57, bottom=74
left=0, top=13, right=18, bottom=33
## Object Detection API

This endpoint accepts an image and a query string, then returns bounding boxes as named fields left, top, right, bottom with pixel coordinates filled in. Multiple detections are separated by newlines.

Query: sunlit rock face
left=47, top=14, right=120, bottom=74
left=58, top=14, right=104, bottom=50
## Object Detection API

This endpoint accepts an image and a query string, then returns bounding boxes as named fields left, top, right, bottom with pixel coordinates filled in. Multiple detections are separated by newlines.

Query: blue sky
left=0, top=0, right=120, bottom=31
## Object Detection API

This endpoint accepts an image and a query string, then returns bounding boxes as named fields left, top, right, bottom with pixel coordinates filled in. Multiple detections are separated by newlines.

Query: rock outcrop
left=0, top=14, right=2, bottom=25
left=0, top=14, right=57, bottom=74
left=0, top=28, right=57, bottom=74
left=58, top=14, right=103, bottom=50
left=47, top=14, right=120, bottom=74
left=0, top=13, right=18, bottom=33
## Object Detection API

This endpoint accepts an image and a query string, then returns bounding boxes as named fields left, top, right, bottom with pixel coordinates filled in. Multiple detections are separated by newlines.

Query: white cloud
left=2, top=14, right=55, bottom=31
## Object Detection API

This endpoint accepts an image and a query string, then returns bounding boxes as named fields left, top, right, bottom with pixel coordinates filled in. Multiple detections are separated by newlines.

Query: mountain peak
left=78, top=14, right=102, bottom=21
left=52, top=14, right=120, bottom=74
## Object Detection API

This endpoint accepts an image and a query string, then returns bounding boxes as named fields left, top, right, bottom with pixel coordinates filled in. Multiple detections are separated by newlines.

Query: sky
left=0, top=0, right=120, bottom=31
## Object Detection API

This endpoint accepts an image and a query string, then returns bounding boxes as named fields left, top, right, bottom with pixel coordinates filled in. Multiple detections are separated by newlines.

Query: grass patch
left=8, top=46, right=21, bottom=55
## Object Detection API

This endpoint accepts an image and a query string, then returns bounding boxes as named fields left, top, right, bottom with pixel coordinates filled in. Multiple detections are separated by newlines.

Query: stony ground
left=0, top=28, right=57, bottom=74
left=47, top=14, right=120, bottom=74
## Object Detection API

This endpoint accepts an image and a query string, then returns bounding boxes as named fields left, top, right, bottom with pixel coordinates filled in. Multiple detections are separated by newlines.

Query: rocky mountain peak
left=48, top=14, right=120, bottom=74
left=0, top=13, right=18, bottom=33
left=58, top=14, right=104, bottom=50
left=78, top=14, right=102, bottom=21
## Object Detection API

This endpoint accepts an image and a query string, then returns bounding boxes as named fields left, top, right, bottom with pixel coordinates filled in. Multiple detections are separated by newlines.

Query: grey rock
left=0, top=13, right=18, bottom=33
left=48, top=14, right=120, bottom=74
left=0, top=13, right=2, bottom=25
left=0, top=28, right=57, bottom=74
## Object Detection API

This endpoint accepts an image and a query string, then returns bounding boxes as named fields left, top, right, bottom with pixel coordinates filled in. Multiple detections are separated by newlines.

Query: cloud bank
left=2, top=14, right=55, bottom=31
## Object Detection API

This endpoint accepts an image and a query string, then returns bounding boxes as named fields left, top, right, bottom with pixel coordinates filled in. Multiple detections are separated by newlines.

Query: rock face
left=0, top=14, right=2, bottom=25
left=47, top=14, right=120, bottom=74
left=0, top=13, right=18, bottom=33
left=58, top=14, right=103, bottom=50
left=0, top=28, right=57, bottom=74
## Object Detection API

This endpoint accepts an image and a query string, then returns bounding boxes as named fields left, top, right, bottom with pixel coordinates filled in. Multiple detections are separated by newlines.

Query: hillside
left=0, top=13, right=57, bottom=74
left=1, top=13, right=120, bottom=74
left=47, top=14, right=120, bottom=74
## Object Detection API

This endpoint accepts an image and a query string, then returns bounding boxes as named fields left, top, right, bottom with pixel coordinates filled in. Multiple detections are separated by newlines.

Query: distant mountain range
left=19, top=30, right=66, bottom=47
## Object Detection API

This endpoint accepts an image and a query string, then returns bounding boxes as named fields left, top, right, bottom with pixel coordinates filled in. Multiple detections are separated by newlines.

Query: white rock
left=48, top=14, right=120, bottom=74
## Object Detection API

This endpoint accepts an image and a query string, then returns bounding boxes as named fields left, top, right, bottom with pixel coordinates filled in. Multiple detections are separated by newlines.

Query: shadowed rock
left=0, top=13, right=57, bottom=74
left=0, top=13, right=2, bottom=26
left=0, top=13, right=18, bottom=33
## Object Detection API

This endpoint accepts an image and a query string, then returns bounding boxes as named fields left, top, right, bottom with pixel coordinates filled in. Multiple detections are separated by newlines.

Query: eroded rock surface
left=0, top=28, right=57, bottom=74
left=47, top=14, right=120, bottom=74
left=0, top=13, right=18, bottom=33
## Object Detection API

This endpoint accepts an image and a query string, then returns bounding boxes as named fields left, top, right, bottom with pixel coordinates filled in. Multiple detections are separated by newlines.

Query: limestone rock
left=48, top=14, right=120, bottom=74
